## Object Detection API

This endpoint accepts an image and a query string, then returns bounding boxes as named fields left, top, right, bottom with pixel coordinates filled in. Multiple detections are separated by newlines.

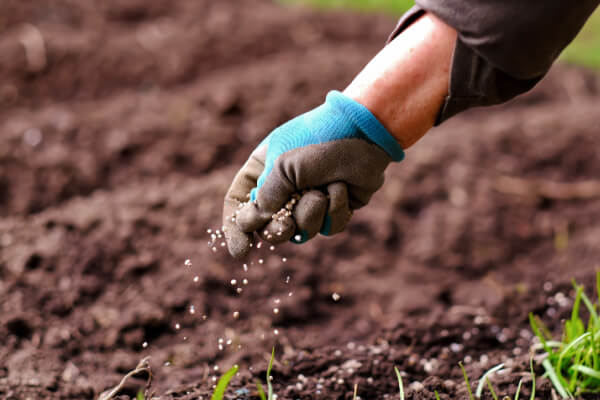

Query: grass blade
left=211, top=364, right=239, bottom=400
left=542, top=359, right=572, bottom=399
left=579, top=287, right=599, bottom=327
left=394, top=366, right=404, bottom=400
left=434, top=390, right=441, bottom=400
left=459, top=362, right=475, bottom=400
left=570, top=364, right=600, bottom=380
left=475, top=363, right=504, bottom=398
left=266, top=347, right=275, bottom=400
left=256, top=381, right=266, bottom=400
left=514, top=378, right=523, bottom=400
left=485, top=377, right=499, bottom=400
left=530, top=359, right=536, bottom=400
left=353, top=383, right=358, bottom=400
left=529, top=313, right=553, bottom=354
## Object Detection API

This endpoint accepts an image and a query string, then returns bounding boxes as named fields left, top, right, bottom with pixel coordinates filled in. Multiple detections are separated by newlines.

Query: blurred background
left=283, top=0, right=600, bottom=69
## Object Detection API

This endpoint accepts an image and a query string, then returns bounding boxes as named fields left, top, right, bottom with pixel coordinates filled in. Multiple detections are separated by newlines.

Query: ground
left=1, top=0, right=600, bottom=399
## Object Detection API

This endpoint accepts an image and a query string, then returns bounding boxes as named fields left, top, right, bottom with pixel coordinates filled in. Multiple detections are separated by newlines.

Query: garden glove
left=223, top=90, right=404, bottom=258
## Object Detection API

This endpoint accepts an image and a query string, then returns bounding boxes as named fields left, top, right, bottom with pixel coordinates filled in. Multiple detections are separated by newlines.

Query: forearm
left=343, top=13, right=456, bottom=149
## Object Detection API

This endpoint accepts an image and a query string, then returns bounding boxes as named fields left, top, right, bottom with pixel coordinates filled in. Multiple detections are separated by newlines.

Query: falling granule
left=243, top=263, right=248, bottom=272
left=207, top=229, right=212, bottom=234
left=211, top=247, right=217, bottom=252
left=258, top=259, right=264, bottom=264
left=233, top=311, right=240, bottom=319
left=218, top=338, right=224, bottom=343
left=288, top=292, right=293, bottom=297
left=164, top=361, right=171, bottom=366
left=218, top=344, right=224, bottom=351
left=257, top=242, right=263, bottom=249
left=184, top=259, right=192, bottom=267
left=274, top=298, right=280, bottom=304
left=273, top=308, right=279, bottom=314
left=242, top=278, right=248, bottom=285
left=193, top=276, right=199, bottom=282
left=142, top=341, right=148, bottom=348
left=332, top=293, right=341, bottom=301
left=282, top=257, right=287, bottom=263
left=189, top=305, right=196, bottom=314
left=236, top=287, right=243, bottom=294
left=183, top=336, right=188, bottom=341
left=214, top=365, right=220, bottom=371
left=202, top=315, right=207, bottom=320
left=294, top=234, right=302, bottom=241
left=270, top=245, right=275, bottom=251
left=175, top=323, right=181, bottom=330
left=273, top=329, right=279, bottom=336
left=230, top=279, right=237, bottom=285
left=221, top=242, right=226, bottom=247
left=285, top=276, right=290, bottom=284
left=226, top=339, right=232, bottom=345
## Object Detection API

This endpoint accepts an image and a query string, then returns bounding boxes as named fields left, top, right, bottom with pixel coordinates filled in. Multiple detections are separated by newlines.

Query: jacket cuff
left=387, top=6, right=544, bottom=125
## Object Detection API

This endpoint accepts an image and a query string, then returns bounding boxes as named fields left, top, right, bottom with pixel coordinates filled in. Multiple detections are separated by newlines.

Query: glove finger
left=258, top=214, right=296, bottom=245
left=236, top=200, right=274, bottom=233
left=223, top=146, right=267, bottom=258
left=237, top=155, right=298, bottom=234
left=321, top=182, right=352, bottom=236
left=223, top=199, right=253, bottom=258
left=292, top=190, right=328, bottom=243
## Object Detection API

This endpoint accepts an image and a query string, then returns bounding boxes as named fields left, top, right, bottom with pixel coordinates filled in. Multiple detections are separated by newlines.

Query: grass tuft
left=530, top=270, right=600, bottom=398
left=465, top=359, right=536, bottom=400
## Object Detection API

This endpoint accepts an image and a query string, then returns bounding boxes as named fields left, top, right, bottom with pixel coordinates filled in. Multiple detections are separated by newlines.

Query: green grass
left=279, top=0, right=600, bottom=69
left=211, top=364, right=239, bottom=400
left=460, top=360, right=536, bottom=400
left=280, top=0, right=414, bottom=15
left=529, top=271, right=600, bottom=398
left=210, top=271, right=599, bottom=400
left=394, top=366, right=405, bottom=399
left=561, top=10, right=600, bottom=69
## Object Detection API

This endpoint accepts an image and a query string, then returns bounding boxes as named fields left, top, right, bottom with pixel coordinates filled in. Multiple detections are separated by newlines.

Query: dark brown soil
left=1, top=1, right=600, bottom=399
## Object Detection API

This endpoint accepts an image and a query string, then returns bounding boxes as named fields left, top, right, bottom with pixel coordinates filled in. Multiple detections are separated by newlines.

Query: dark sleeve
left=388, top=1, right=600, bottom=124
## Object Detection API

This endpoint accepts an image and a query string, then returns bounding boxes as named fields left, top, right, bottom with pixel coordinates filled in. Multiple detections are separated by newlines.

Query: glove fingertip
left=225, top=230, right=253, bottom=259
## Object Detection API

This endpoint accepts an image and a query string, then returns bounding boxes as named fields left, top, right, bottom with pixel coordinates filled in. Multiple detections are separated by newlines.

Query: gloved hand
left=223, top=91, right=404, bottom=258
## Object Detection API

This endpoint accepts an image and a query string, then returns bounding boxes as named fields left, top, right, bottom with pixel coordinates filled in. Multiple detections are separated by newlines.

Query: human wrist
left=343, top=13, right=456, bottom=149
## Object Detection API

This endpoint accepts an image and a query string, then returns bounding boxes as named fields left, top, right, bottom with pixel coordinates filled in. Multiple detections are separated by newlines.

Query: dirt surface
left=1, top=1, right=600, bottom=399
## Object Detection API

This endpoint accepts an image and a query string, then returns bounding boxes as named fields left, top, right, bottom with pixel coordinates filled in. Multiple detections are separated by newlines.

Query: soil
left=1, top=1, right=600, bottom=399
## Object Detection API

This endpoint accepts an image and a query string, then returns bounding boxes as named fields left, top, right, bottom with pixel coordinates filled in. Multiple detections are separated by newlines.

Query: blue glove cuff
left=326, top=91, right=405, bottom=162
